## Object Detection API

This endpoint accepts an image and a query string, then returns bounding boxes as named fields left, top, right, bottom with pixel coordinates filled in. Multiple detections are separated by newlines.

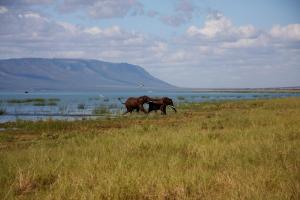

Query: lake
left=0, top=90, right=299, bottom=123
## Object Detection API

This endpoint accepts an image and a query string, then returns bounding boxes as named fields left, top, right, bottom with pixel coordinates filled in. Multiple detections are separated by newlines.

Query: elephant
left=148, top=97, right=177, bottom=115
left=119, top=95, right=151, bottom=114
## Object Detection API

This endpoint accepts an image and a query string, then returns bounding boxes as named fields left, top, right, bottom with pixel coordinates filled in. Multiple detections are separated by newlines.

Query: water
left=0, top=90, right=299, bottom=123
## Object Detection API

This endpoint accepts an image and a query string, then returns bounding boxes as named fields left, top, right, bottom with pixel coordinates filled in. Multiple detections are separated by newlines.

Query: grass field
left=0, top=98, right=299, bottom=199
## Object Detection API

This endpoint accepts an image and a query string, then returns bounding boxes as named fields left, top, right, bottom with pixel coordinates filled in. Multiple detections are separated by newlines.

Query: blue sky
left=0, top=0, right=299, bottom=88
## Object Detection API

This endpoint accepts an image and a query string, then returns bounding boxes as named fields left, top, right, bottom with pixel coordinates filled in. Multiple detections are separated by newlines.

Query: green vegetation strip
left=6, top=98, right=60, bottom=106
left=0, top=97, right=299, bottom=199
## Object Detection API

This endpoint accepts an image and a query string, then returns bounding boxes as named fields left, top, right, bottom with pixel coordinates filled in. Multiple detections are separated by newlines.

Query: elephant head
left=162, top=97, right=177, bottom=112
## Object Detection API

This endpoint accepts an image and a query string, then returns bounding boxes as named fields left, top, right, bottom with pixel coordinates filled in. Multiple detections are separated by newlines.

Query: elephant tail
left=118, top=97, right=125, bottom=104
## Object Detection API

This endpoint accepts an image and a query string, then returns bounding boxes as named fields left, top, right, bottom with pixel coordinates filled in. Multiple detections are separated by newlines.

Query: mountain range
left=0, top=58, right=174, bottom=91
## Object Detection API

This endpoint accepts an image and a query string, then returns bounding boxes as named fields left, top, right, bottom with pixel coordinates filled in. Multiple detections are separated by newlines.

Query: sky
left=0, top=0, right=299, bottom=88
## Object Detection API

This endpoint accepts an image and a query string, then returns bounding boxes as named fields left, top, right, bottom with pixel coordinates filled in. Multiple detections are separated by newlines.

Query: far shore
left=1, top=87, right=300, bottom=94
left=187, top=87, right=300, bottom=93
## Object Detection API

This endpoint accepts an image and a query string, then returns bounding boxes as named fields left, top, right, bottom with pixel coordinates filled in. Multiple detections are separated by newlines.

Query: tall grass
left=0, top=98, right=299, bottom=199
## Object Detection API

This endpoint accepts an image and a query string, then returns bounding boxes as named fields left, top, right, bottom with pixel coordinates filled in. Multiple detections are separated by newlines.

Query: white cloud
left=186, top=26, right=199, bottom=36
left=99, top=50, right=123, bottom=59
left=57, top=22, right=78, bottom=34
left=84, top=26, right=124, bottom=38
left=186, top=13, right=257, bottom=40
left=237, top=25, right=257, bottom=38
left=84, top=27, right=102, bottom=35
left=270, top=24, right=300, bottom=41
left=149, top=42, right=168, bottom=54
left=22, top=12, right=47, bottom=20
left=123, top=35, right=145, bottom=45
left=196, top=13, right=232, bottom=38
left=59, top=50, right=85, bottom=58
left=165, top=51, right=190, bottom=63
left=0, top=9, right=154, bottom=64
left=221, top=34, right=270, bottom=49
left=0, top=6, right=8, bottom=14
left=221, top=38, right=257, bottom=48
left=102, top=26, right=122, bottom=37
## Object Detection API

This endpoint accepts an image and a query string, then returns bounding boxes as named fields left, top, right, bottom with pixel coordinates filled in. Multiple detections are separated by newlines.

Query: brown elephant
left=148, top=97, right=177, bottom=115
left=119, top=95, right=151, bottom=114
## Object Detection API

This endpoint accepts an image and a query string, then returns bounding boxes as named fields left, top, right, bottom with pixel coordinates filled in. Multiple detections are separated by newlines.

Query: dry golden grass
left=0, top=97, right=299, bottom=199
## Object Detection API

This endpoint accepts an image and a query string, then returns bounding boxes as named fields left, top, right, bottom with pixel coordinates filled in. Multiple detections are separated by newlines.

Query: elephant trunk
left=170, top=105, right=177, bottom=113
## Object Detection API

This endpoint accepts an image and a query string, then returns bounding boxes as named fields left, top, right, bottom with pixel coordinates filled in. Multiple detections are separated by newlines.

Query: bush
left=0, top=108, right=6, bottom=115
left=177, top=96, right=185, bottom=100
left=77, top=103, right=85, bottom=109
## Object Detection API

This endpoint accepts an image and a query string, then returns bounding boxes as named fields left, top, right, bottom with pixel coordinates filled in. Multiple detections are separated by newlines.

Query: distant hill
left=0, top=58, right=174, bottom=91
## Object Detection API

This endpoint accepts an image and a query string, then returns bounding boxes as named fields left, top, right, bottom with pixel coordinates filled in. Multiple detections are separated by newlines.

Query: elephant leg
left=123, top=110, right=129, bottom=115
left=123, top=107, right=133, bottom=115
left=160, top=105, right=166, bottom=115
left=148, top=103, right=153, bottom=113
left=139, top=105, right=147, bottom=113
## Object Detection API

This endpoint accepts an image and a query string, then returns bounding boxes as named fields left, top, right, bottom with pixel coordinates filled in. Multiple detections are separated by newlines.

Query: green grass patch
left=6, top=98, right=60, bottom=106
left=7, top=98, right=46, bottom=104
left=0, top=97, right=299, bottom=199
left=7, top=98, right=60, bottom=105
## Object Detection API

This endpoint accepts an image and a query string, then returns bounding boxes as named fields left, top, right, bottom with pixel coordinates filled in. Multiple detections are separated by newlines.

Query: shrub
left=177, top=96, right=185, bottom=100
left=0, top=108, right=6, bottom=115
left=77, top=103, right=85, bottom=109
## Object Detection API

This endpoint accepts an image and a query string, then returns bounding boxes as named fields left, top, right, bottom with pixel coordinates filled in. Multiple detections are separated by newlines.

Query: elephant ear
left=144, top=96, right=149, bottom=102
left=138, top=97, right=144, bottom=103
left=163, top=97, right=171, bottom=105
